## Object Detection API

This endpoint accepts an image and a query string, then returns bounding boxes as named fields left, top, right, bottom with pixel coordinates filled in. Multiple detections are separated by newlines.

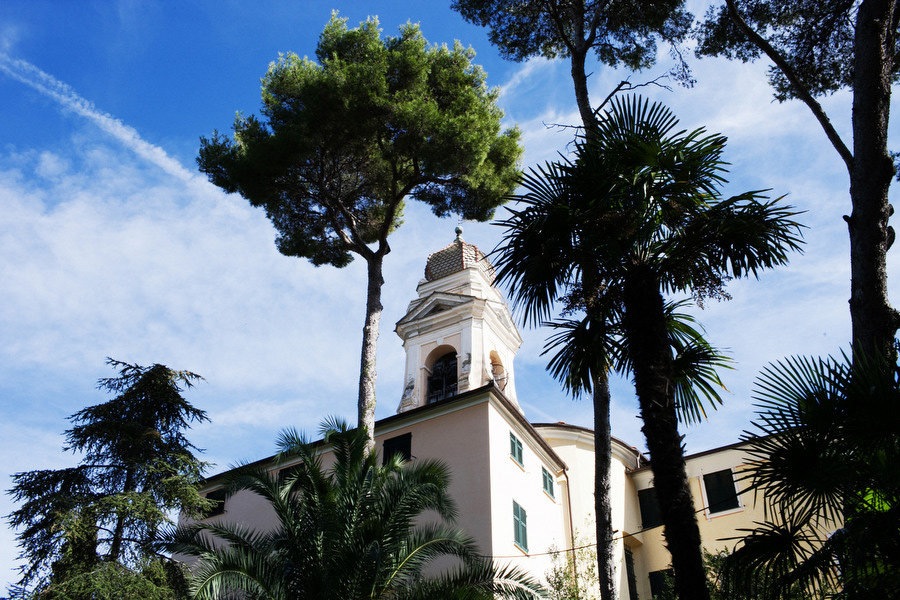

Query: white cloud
left=491, top=49, right=900, bottom=457
left=2, top=28, right=900, bottom=589
left=0, top=53, right=200, bottom=184
left=0, top=24, right=19, bottom=54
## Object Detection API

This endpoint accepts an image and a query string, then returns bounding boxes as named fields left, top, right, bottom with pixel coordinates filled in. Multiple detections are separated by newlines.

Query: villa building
left=198, top=231, right=770, bottom=599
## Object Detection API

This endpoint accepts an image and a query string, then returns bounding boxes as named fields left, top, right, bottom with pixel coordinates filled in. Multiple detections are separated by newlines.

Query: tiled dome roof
left=424, top=227, right=496, bottom=282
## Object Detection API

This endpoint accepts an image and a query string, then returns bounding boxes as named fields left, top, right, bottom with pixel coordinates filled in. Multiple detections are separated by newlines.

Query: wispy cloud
left=0, top=53, right=199, bottom=184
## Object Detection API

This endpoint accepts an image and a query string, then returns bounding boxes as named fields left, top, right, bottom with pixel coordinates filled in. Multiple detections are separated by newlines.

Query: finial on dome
left=455, top=226, right=464, bottom=241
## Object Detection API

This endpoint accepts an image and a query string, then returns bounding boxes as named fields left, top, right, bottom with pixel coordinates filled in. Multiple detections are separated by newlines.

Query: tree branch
left=543, top=0, right=579, bottom=57
left=725, top=0, right=854, bottom=173
left=595, top=74, right=674, bottom=114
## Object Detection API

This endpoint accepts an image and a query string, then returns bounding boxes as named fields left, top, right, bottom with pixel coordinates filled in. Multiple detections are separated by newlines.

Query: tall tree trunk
left=849, top=0, right=899, bottom=362
left=571, top=47, right=597, bottom=135
left=623, top=269, right=710, bottom=600
left=845, top=11, right=898, bottom=600
left=581, top=267, right=617, bottom=600
left=592, top=369, right=617, bottom=600
left=358, top=254, right=384, bottom=452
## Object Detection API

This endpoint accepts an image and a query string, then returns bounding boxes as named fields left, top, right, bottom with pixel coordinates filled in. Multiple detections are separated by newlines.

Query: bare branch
left=725, top=0, right=854, bottom=172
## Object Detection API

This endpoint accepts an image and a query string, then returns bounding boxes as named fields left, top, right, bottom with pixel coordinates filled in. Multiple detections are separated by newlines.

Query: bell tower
left=395, top=228, right=523, bottom=413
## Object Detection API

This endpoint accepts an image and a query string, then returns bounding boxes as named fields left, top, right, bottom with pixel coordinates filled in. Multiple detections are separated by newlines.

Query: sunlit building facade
left=197, top=231, right=769, bottom=599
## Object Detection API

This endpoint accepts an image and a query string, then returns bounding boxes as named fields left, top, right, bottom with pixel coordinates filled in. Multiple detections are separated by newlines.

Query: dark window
left=204, top=488, right=226, bottom=517
left=382, top=432, right=412, bottom=465
left=426, top=352, right=457, bottom=403
left=624, top=547, right=639, bottom=600
left=542, top=467, right=554, bottom=498
left=649, top=569, right=674, bottom=599
left=513, top=500, right=528, bottom=551
left=509, top=432, right=523, bottom=466
left=704, top=469, right=740, bottom=514
left=638, top=487, right=663, bottom=529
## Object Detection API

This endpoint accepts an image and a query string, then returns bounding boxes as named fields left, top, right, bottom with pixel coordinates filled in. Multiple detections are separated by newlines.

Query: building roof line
left=201, top=382, right=568, bottom=485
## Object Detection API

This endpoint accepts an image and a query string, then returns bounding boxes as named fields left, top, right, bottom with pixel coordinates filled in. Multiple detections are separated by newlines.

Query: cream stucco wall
left=486, top=404, right=567, bottom=581
left=537, top=425, right=649, bottom=599
left=193, top=391, right=562, bottom=583
left=376, top=396, right=495, bottom=556
left=628, top=442, right=773, bottom=594
left=193, top=405, right=796, bottom=599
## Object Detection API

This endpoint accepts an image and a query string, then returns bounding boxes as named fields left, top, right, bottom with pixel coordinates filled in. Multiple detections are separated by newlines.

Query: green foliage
left=696, top=0, right=899, bottom=102
left=199, top=13, right=521, bottom=267
left=11, top=560, right=189, bottom=600
left=163, top=418, right=544, bottom=600
left=638, top=552, right=823, bottom=600
left=494, top=95, right=786, bottom=423
left=198, top=13, right=522, bottom=442
left=451, top=0, right=693, bottom=79
left=495, top=95, right=802, bottom=600
left=705, top=550, right=825, bottom=600
left=6, top=359, right=208, bottom=597
left=545, top=535, right=600, bottom=600
left=718, top=351, right=900, bottom=599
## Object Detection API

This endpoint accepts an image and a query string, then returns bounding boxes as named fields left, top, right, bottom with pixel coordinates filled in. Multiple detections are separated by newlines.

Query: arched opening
left=490, top=351, right=507, bottom=391
left=426, top=351, right=458, bottom=404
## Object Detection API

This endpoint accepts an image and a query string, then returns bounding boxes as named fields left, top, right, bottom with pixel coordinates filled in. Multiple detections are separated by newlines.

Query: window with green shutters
left=513, top=500, right=528, bottom=551
left=542, top=466, right=554, bottom=498
left=509, top=432, right=523, bottom=466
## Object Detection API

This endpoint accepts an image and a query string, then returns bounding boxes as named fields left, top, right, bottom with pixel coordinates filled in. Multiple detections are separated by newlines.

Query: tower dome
left=424, top=227, right=496, bottom=283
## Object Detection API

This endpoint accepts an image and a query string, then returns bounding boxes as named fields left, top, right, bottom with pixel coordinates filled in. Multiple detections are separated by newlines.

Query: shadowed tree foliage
left=163, top=419, right=545, bottom=600
left=6, top=359, right=208, bottom=599
left=451, top=0, right=693, bottom=131
left=197, top=14, right=521, bottom=447
left=718, top=351, right=900, bottom=599
left=495, top=95, right=803, bottom=600
left=697, top=0, right=900, bottom=364
left=454, top=4, right=693, bottom=596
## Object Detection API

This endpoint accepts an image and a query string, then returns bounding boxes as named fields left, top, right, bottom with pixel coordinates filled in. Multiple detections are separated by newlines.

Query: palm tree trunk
left=592, top=369, right=616, bottom=600
left=623, top=270, right=710, bottom=600
left=358, top=254, right=384, bottom=453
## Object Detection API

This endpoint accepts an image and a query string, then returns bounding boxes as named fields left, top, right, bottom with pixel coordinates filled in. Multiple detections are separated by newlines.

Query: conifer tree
left=7, top=359, right=208, bottom=598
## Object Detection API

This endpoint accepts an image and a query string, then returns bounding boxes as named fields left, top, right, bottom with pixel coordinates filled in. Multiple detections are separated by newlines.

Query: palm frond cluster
left=719, top=352, right=900, bottom=599
left=492, top=94, right=803, bottom=600
left=164, top=418, right=544, bottom=600
left=494, top=95, right=802, bottom=422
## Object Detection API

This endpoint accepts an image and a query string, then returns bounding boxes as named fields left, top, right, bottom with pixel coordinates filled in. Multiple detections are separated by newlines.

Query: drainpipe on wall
left=562, top=467, right=579, bottom=595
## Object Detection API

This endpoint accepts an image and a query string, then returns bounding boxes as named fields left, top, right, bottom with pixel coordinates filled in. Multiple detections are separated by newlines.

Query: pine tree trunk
left=848, top=0, right=899, bottom=363
left=571, top=46, right=596, bottom=136
left=358, top=254, right=384, bottom=452
left=592, top=369, right=617, bottom=600
left=623, top=269, right=710, bottom=600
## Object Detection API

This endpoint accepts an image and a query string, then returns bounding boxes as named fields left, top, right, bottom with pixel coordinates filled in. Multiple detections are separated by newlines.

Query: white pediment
left=396, top=292, right=476, bottom=326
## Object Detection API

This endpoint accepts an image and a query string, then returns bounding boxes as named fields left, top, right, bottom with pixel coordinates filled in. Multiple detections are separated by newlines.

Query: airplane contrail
left=0, top=52, right=198, bottom=183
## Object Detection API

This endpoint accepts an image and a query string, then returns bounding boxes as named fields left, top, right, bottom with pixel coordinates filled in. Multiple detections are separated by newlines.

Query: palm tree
left=493, top=154, right=624, bottom=600
left=163, top=419, right=544, bottom=600
left=719, top=351, right=900, bottom=599
left=495, top=95, right=803, bottom=600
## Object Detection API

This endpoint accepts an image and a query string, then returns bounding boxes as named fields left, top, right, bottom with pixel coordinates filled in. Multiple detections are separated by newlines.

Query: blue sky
left=0, top=0, right=896, bottom=588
